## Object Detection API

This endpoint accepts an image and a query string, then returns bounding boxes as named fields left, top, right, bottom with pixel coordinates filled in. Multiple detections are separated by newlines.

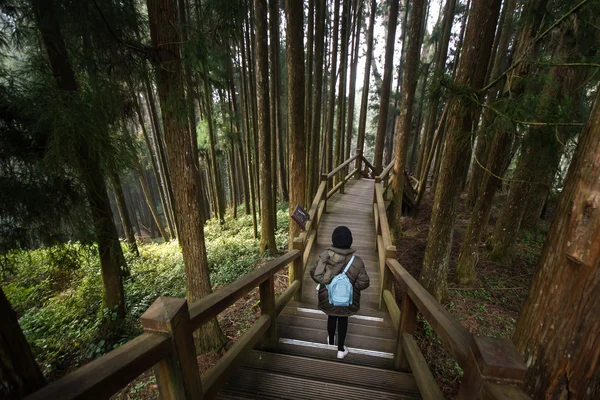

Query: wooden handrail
left=377, top=160, right=394, bottom=181
left=372, top=168, right=529, bottom=399
left=202, top=315, right=271, bottom=398
left=360, top=155, right=376, bottom=173
left=386, top=259, right=471, bottom=366
left=26, top=333, right=171, bottom=400
left=326, top=154, right=359, bottom=179
left=189, top=250, right=300, bottom=330
left=374, top=184, right=393, bottom=251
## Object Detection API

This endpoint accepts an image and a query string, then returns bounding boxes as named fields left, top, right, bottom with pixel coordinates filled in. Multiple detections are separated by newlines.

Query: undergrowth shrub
left=1, top=205, right=290, bottom=379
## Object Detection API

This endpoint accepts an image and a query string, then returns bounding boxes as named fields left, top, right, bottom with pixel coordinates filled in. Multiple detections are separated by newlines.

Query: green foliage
left=2, top=207, right=289, bottom=377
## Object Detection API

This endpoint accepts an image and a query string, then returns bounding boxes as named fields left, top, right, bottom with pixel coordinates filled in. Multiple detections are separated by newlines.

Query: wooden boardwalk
left=217, top=179, right=421, bottom=399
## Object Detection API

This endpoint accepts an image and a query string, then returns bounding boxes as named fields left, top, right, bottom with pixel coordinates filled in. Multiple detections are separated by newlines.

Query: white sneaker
left=337, top=346, right=349, bottom=359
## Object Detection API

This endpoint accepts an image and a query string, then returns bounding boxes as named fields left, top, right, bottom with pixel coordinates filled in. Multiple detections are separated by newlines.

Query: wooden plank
left=397, top=294, right=418, bottom=371
left=326, top=154, right=359, bottom=178
left=217, top=367, right=419, bottom=400
left=401, top=333, right=444, bottom=400
left=360, top=156, right=376, bottom=174
left=26, top=334, right=170, bottom=400
left=386, top=258, right=471, bottom=366
left=481, top=382, right=531, bottom=400
left=306, top=181, right=327, bottom=225
left=374, top=203, right=380, bottom=235
left=275, top=280, right=301, bottom=316
left=260, top=277, right=277, bottom=350
left=327, top=180, right=344, bottom=199
left=189, top=250, right=300, bottom=330
left=303, top=230, right=317, bottom=266
left=377, top=161, right=394, bottom=181
left=374, top=184, right=392, bottom=250
left=383, top=289, right=400, bottom=330
left=242, top=350, right=419, bottom=395
left=202, top=315, right=271, bottom=398
left=141, top=297, right=204, bottom=399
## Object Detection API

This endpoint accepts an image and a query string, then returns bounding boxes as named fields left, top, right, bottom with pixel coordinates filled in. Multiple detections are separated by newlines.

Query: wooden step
left=287, top=301, right=389, bottom=319
left=277, top=314, right=396, bottom=340
left=300, top=295, right=381, bottom=311
left=273, top=340, right=395, bottom=370
left=280, top=305, right=393, bottom=328
left=216, top=364, right=420, bottom=399
left=278, top=323, right=396, bottom=353
left=240, top=351, right=420, bottom=396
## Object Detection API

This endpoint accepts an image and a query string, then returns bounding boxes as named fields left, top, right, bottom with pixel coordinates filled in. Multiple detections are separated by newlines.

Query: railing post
left=355, top=148, right=363, bottom=179
left=292, top=237, right=304, bottom=301
left=395, top=293, right=418, bottom=371
left=379, top=245, right=396, bottom=310
left=259, top=276, right=278, bottom=350
left=141, top=297, right=203, bottom=400
left=458, top=337, right=527, bottom=399
left=321, top=173, right=328, bottom=213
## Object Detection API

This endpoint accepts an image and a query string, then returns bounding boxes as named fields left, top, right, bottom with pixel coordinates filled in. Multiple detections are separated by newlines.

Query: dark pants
left=327, top=316, right=348, bottom=351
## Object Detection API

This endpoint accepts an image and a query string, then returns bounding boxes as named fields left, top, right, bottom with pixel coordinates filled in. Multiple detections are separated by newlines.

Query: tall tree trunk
left=455, top=0, right=545, bottom=282
left=408, top=61, right=430, bottom=172
left=308, top=0, right=326, bottom=200
left=305, top=0, right=315, bottom=201
left=142, top=73, right=178, bottom=240
left=146, top=0, right=224, bottom=350
left=344, top=0, right=362, bottom=167
left=255, top=0, right=277, bottom=254
left=325, top=0, right=341, bottom=174
left=489, top=21, right=588, bottom=264
left=32, top=0, right=126, bottom=316
left=355, top=0, right=377, bottom=173
left=419, top=0, right=502, bottom=301
left=0, top=287, right=46, bottom=398
left=240, top=37, right=259, bottom=238
left=416, top=0, right=456, bottom=183
left=285, top=0, right=306, bottom=246
left=201, top=67, right=226, bottom=223
left=111, top=173, right=139, bottom=256
left=123, top=182, right=141, bottom=236
left=130, top=83, right=173, bottom=239
left=465, top=0, right=517, bottom=208
left=513, top=90, right=600, bottom=399
left=135, top=162, right=170, bottom=242
left=334, top=0, right=351, bottom=183
left=390, top=0, right=425, bottom=238
left=247, top=6, right=262, bottom=216
left=373, top=0, right=400, bottom=174
left=228, top=73, right=251, bottom=217
left=268, top=0, right=280, bottom=227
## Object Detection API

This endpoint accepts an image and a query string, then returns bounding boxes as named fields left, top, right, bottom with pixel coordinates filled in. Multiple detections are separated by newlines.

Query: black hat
left=332, top=226, right=353, bottom=249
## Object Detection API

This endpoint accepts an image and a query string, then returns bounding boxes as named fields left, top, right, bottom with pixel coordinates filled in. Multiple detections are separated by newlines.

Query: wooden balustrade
left=26, top=153, right=380, bottom=400
left=372, top=169, right=530, bottom=399
left=26, top=249, right=302, bottom=400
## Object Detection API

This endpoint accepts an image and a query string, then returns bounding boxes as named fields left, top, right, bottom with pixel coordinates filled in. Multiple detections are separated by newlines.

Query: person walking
left=310, top=226, right=370, bottom=359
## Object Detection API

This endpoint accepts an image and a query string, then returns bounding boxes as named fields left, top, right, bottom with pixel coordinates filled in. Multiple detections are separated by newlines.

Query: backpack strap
left=343, top=255, right=355, bottom=274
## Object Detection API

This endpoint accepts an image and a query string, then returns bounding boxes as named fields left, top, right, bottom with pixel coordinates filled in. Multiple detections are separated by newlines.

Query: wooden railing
left=27, top=250, right=302, bottom=400
left=373, top=168, right=530, bottom=399
left=25, top=152, right=373, bottom=400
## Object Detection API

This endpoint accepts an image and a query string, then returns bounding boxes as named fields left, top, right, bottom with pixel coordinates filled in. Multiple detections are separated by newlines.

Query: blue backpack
left=327, top=256, right=355, bottom=306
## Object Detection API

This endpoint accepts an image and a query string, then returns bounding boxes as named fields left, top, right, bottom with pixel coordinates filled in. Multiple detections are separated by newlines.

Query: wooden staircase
left=27, top=156, right=530, bottom=400
left=216, top=179, right=422, bottom=398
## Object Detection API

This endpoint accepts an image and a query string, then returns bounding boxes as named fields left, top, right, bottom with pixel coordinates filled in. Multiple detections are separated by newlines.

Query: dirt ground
left=395, top=191, right=552, bottom=398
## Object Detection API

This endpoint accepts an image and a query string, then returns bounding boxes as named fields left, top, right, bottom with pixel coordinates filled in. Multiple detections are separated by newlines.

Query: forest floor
left=396, top=190, right=552, bottom=398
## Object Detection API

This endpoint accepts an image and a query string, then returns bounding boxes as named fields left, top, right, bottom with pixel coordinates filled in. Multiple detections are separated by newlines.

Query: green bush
left=2, top=206, right=290, bottom=378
